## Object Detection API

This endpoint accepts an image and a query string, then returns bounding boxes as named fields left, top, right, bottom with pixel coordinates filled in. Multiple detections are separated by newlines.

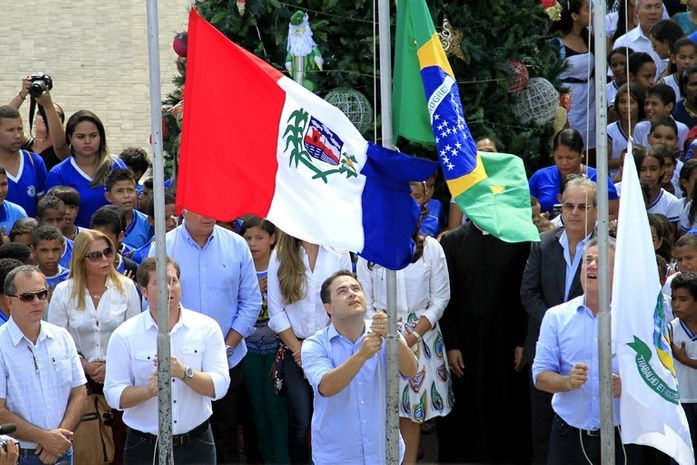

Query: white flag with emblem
left=612, top=149, right=694, bottom=464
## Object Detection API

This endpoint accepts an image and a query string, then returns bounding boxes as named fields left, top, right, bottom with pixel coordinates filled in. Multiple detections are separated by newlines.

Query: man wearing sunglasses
left=0, top=265, right=87, bottom=464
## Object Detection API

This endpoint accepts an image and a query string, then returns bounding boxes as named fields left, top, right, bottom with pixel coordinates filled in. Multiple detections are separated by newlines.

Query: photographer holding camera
left=7, top=75, right=68, bottom=170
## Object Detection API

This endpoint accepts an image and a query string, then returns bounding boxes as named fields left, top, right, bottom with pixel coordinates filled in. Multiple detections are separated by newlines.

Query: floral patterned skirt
left=399, top=312, right=454, bottom=422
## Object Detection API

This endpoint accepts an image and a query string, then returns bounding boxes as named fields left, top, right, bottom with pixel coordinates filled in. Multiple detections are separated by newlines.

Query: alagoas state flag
left=177, top=8, right=436, bottom=270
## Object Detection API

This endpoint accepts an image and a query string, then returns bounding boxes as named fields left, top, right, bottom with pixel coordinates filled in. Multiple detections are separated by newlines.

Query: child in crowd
left=89, top=205, right=138, bottom=276
left=9, top=217, right=38, bottom=246
left=0, top=242, right=33, bottom=264
left=607, top=47, right=633, bottom=117
left=118, top=147, right=150, bottom=190
left=32, top=225, right=70, bottom=292
left=105, top=169, right=151, bottom=249
left=634, top=84, right=689, bottom=151
left=47, top=185, right=83, bottom=240
left=129, top=190, right=177, bottom=265
left=647, top=119, right=683, bottom=195
left=239, top=216, right=289, bottom=465
left=0, top=166, right=27, bottom=238
left=669, top=271, right=697, bottom=461
left=608, top=83, right=644, bottom=176
left=410, top=181, right=440, bottom=237
left=650, top=213, right=674, bottom=263
left=660, top=37, right=697, bottom=100
left=36, top=195, right=72, bottom=268
left=673, top=235, right=697, bottom=299
left=637, top=147, right=682, bottom=224
left=657, top=254, right=668, bottom=287
left=680, top=160, right=697, bottom=234
left=628, top=52, right=658, bottom=90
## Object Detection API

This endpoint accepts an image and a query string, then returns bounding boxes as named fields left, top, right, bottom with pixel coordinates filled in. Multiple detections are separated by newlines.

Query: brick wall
left=0, top=0, right=190, bottom=157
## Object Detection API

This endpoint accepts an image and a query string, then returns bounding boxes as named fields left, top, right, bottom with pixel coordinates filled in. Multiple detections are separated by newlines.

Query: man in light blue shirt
left=149, top=209, right=261, bottom=463
left=302, top=270, right=417, bottom=465
left=533, top=238, right=640, bottom=464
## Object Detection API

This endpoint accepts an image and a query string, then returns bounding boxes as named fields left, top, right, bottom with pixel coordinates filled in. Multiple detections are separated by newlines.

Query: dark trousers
left=123, top=424, right=216, bottom=465
left=547, top=415, right=641, bottom=465
left=210, top=365, right=243, bottom=464
left=282, top=350, right=313, bottom=465
left=529, top=376, right=554, bottom=465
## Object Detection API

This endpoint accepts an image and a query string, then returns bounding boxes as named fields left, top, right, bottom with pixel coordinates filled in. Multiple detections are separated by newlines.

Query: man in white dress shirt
left=104, top=257, right=230, bottom=465
left=0, top=265, right=86, bottom=465
left=613, top=0, right=666, bottom=79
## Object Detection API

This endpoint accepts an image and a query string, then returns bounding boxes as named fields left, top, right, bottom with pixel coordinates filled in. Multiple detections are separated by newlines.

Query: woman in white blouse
left=357, top=234, right=452, bottom=465
left=48, top=229, right=140, bottom=465
left=267, top=232, right=351, bottom=464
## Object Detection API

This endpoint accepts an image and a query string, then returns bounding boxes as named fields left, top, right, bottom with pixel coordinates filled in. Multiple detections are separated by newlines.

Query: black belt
left=555, top=415, right=607, bottom=438
left=128, top=420, right=209, bottom=447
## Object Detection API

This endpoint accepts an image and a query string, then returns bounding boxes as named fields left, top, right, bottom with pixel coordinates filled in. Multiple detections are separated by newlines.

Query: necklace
left=90, top=293, right=102, bottom=300
left=685, top=101, right=697, bottom=120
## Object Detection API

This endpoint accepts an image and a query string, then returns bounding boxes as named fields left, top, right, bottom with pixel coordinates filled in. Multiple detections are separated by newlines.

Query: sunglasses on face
left=85, top=246, right=115, bottom=262
left=8, top=289, right=49, bottom=303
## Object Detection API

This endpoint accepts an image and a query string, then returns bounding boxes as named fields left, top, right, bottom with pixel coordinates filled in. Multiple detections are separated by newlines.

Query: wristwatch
left=226, top=345, right=234, bottom=358
left=182, top=366, right=193, bottom=380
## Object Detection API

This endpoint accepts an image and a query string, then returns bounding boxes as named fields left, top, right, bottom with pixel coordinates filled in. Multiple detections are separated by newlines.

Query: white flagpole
left=145, top=1, right=174, bottom=463
left=377, top=0, right=400, bottom=461
left=592, top=0, right=614, bottom=462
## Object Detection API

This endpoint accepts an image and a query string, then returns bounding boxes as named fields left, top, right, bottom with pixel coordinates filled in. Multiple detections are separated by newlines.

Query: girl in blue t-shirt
left=46, top=111, right=125, bottom=227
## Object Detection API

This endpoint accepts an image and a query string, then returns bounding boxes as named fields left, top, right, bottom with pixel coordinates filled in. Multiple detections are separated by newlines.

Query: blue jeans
left=282, top=350, right=313, bottom=464
left=20, top=446, right=72, bottom=465
left=123, top=424, right=216, bottom=465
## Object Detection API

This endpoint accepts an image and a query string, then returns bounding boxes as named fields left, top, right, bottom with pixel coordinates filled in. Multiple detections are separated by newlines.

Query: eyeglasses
left=8, top=289, right=49, bottom=303
left=85, top=246, right=115, bottom=262
left=562, top=203, right=593, bottom=212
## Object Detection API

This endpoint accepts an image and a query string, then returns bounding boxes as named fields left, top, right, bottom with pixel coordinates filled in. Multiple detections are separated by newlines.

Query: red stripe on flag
left=176, top=8, right=286, bottom=220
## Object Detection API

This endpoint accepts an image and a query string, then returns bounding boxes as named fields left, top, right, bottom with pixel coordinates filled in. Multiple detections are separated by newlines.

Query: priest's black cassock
left=437, top=222, right=532, bottom=464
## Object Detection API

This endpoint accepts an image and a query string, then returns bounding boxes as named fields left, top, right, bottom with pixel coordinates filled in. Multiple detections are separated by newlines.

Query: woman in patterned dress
left=357, top=220, right=452, bottom=465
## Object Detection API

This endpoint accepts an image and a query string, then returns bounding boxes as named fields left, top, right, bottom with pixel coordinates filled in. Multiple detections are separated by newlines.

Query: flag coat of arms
left=392, top=0, right=538, bottom=243
left=612, top=150, right=694, bottom=464
left=177, top=8, right=436, bottom=270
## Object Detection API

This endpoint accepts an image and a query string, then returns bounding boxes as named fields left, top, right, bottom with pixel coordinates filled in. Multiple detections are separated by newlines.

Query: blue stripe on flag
left=360, top=143, right=437, bottom=270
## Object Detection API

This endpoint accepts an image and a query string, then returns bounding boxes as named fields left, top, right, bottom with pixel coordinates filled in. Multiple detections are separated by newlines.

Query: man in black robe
left=437, top=222, right=532, bottom=464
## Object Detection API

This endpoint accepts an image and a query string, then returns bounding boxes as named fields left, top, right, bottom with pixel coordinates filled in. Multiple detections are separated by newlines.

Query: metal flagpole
left=377, top=0, right=399, bottom=462
left=145, top=1, right=174, bottom=463
left=592, top=0, right=615, bottom=463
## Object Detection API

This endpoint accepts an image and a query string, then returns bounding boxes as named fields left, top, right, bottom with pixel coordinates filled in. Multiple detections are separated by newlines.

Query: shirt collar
left=7, top=318, right=50, bottom=346
left=327, top=321, right=369, bottom=343
left=143, top=305, right=188, bottom=331
left=180, top=222, right=215, bottom=248
left=628, top=25, right=648, bottom=42
left=558, top=229, right=592, bottom=249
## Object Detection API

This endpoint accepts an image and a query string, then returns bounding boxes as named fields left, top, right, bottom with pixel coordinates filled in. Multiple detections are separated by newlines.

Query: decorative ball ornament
left=507, top=60, right=529, bottom=95
left=173, top=32, right=187, bottom=58
left=324, top=88, right=373, bottom=134
left=512, top=77, right=560, bottom=125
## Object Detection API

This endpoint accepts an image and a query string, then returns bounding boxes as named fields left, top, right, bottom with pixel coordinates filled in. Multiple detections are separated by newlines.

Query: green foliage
left=165, top=0, right=564, bottom=172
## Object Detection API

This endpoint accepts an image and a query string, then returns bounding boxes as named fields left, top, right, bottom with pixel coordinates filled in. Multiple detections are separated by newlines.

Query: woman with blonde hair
left=48, top=229, right=140, bottom=465
left=46, top=110, right=128, bottom=227
left=267, top=232, right=351, bottom=464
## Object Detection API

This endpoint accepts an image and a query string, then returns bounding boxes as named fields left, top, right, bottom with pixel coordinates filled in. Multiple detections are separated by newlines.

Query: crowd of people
left=5, top=1, right=697, bottom=465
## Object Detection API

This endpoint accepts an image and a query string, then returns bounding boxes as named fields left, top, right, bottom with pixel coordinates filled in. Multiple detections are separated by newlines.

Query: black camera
left=28, top=73, right=53, bottom=98
left=0, top=434, right=18, bottom=452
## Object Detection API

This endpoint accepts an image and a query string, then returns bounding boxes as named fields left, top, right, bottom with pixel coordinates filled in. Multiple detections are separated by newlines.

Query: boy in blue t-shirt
left=47, top=185, right=84, bottom=241
left=105, top=169, right=151, bottom=250
left=130, top=189, right=177, bottom=265
left=118, top=147, right=150, bottom=193
left=32, top=225, right=70, bottom=292
left=0, top=166, right=27, bottom=238
left=36, top=196, right=73, bottom=268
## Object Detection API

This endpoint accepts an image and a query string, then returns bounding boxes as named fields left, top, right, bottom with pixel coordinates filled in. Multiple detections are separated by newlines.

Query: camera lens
left=29, top=81, right=47, bottom=98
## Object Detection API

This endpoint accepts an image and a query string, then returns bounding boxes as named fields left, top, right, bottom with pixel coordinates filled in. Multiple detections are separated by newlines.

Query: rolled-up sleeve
left=230, top=243, right=262, bottom=338
left=422, top=238, right=450, bottom=327
left=104, top=328, right=132, bottom=411
left=531, top=310, right=561, bottom=385
left=267, top=253, right=291, bottom=334
left=301, top=335, right=334, bottom=392
left=204, top=324, right=231, bottom=400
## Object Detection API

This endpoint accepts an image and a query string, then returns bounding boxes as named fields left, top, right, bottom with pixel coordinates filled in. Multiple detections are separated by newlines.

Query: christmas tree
left=163, top=0, right=564, bottom=173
